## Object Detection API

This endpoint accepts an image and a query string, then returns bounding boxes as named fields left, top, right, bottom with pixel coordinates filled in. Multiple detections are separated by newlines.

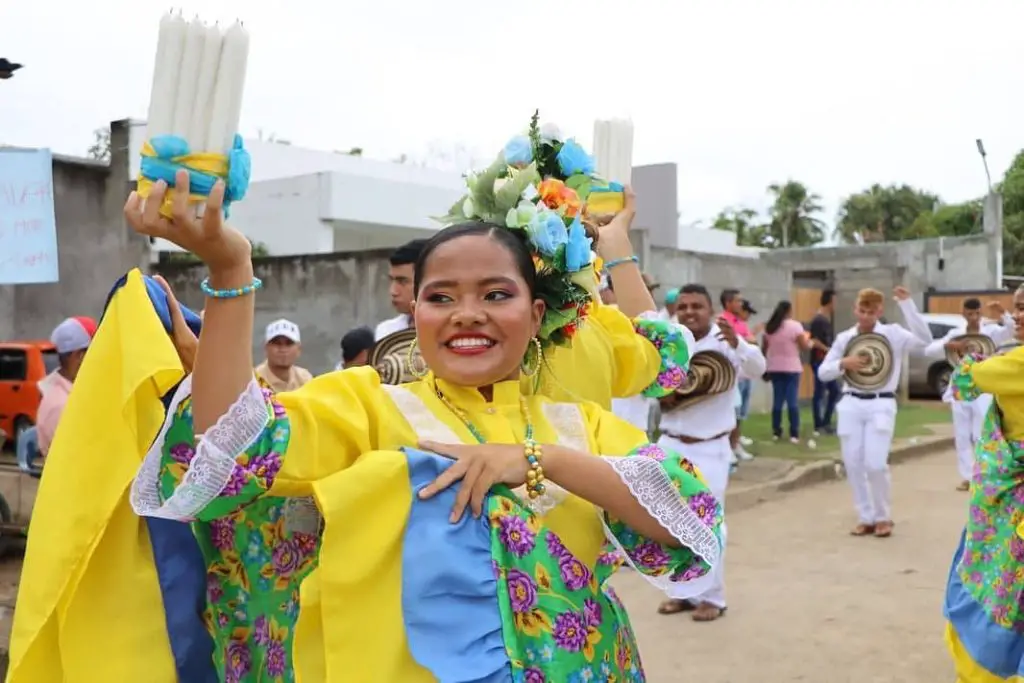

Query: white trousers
left=657, top=434, right=731, bottom=608
left=835, top=395, right=897, bottom=524
left=951, top=395, right=991, bottom=482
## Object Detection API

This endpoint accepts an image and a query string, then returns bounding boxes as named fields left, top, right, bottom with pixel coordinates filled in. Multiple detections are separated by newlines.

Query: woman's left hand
left=417, top=441, right=531, bottom=522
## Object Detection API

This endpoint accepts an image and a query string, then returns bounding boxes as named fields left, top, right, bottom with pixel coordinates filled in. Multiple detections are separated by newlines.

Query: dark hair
left=741, top=299, right=757, bottom=315
left=963, top=297, right=982, bottom=311
left=390, top=239, right=428, bottom=267
left=765, top=300, right=793, bottom=335
left=680, top=283, right=712, bottom=306
left=413, top=222, right=537, bottom=297
left=340, top=326, right=375, bottom=362
left=720, top=288, right=740, bottom=308
left=820, top=289, right=835, bottom=307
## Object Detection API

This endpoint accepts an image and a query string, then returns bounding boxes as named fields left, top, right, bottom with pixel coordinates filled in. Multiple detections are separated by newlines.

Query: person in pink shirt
left=720, top=289, right=754, bottom=461
left=762, top=301, right=812, bottom=443
left=35, top=316, right=96, bottom=456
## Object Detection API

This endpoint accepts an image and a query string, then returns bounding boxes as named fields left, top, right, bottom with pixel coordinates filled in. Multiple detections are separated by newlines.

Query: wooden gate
left=791, top=288, right=823, bottom=400
left=924, top=289, right=1015, bottom=314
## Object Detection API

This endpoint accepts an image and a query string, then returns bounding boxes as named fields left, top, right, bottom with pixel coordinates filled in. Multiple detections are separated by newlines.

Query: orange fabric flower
left=538, top=178, right=582, bottom=217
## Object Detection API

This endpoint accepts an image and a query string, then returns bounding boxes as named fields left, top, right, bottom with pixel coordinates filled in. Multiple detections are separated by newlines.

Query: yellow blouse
left=955, top=346, right=1024, bottom=439
left=531, top=303, right=661, bottom=408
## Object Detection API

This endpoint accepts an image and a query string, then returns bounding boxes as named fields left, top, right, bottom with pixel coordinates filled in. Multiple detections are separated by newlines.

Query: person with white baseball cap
left=255, top=319, right=313, bottom=393
left=36, top=316, right=97, bottom=455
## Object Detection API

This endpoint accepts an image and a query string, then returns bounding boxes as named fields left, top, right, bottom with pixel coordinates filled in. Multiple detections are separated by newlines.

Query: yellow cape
left=7, top=269, right=182, bottom=682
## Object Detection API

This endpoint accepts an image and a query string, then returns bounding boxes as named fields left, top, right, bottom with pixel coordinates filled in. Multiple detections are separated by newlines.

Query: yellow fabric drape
left=535, top=303, right=660, bottom=408
left=7, top=269, right=183, bottom=683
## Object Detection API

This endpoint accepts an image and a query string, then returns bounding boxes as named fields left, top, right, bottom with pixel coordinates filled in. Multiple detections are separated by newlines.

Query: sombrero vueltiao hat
left=368, top=328, right=427, bottom=385
left=843, top=332, right=894, bottom=392
left=944, top=333, right=997, bottom=365
left=669, top=350, right=736, bottom=411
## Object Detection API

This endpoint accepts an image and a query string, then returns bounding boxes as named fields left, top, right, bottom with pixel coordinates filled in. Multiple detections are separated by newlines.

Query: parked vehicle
left=906, top=313, right=1004, bottom=398
left=0, top=340, right=59, bottom=450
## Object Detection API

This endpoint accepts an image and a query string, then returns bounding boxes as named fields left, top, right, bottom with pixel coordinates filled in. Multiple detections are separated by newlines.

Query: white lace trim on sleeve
left=130, top=374, right=271, bottom=521
left=598, top=454, right=721, bottom=599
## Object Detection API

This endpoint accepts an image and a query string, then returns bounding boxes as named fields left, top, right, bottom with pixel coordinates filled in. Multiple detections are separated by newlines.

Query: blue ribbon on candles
left=138, top=134, right=251, bottom=217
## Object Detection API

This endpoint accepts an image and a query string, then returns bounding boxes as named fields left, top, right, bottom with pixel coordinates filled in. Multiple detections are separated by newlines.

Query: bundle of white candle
left=592, top=118, right=634, bottom=187
left=139, top=10, right=251, bottom=216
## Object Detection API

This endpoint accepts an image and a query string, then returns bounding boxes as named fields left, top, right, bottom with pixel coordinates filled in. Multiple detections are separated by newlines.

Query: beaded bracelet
left=200, top=276, right=264, bottom=299
left=603, top=255, right=639, bottom=270
left=524, top=438, right=546, bottom=499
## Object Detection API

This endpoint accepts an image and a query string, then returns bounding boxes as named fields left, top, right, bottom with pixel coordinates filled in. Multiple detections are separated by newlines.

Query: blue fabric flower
left=565, top=215, right=593, bottom=272
left=556, top=138, right=595, bottom=176
left=527, top=210, right=568, bottom=257
left=503, top=135, right=533, bottom=167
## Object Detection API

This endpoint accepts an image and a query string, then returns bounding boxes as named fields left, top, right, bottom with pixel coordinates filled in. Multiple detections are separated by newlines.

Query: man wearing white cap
left=36, top=316, right=97, bottom=456
left=255, top=319, right=313, bottom=393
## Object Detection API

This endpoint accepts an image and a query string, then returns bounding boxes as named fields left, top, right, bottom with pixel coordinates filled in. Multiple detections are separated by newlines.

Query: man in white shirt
left=375, top=239, right=427, bottom=341
left=655, top=283, right=766, bottom=622
left=924, top=297, right=1014, bottom=491
left=817, top=287, right=932, bottom=538
left=255, top=319, right=314, bottom=393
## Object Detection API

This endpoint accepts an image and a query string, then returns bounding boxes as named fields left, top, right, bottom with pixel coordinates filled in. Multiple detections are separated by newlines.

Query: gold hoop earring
left=407, top=337, right=429, bottom=379
left=521, top=337, right=543, bottom=377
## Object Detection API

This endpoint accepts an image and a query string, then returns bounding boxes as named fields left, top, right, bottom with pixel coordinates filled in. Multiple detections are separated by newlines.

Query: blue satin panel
left=401, top=448, right=513, bottom=683
left=102, top=272, right=203, bottom=337
left=944, top=529, right=1024, bottom=678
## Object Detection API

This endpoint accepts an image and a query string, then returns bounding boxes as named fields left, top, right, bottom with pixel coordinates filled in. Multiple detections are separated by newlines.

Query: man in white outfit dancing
left=655, top=283, right=765, bottom=622
left=817, top=286, right=931, bottom=538
left=924, top=297, right=1014, bottom=490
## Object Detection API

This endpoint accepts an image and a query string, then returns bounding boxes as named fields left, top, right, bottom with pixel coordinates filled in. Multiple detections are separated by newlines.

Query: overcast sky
left=4, top=0, right=1022, bottom=230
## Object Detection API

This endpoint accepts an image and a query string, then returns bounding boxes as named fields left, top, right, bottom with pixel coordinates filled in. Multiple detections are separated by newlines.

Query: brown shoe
left=874, top=521, right=894, bottom=537
left=657, top=599, right=693, bottom=615
left=691, top=601, right=726, bottom=622
left=850, top=523, right=876, bottom=536
left=956, top=481, right=970, bottom=492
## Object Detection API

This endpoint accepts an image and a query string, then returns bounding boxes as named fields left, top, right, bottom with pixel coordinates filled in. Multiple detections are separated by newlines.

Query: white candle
left=206, top=22, right=250, bottom=154
left=187, top=23, right=224, bottom=150
left=171, top=17, right=206, bottom=141
left=145, top=12, right=187, bottom=139
left=593, top=118, right=634, bottom=186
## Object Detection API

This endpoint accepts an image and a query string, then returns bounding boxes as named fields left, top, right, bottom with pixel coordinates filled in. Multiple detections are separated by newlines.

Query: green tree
left=765, top=180, right=826, bottom=247
left=87, top=126, right=110, bottom=162
left=711, top=207, right=771, bottom=247
left=834, top=184, right=941, bottom=244
left=997, top=150, right=1024, bottom=274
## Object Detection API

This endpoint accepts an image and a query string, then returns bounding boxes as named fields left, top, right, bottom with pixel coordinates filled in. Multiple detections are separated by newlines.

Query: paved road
left=614, top=449, right=966, bottom=683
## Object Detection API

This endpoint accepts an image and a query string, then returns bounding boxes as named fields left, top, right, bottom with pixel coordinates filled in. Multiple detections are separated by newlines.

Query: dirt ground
left=613, top=448, right=964, bottom=683
left=0, top=450, right=965, bottom=681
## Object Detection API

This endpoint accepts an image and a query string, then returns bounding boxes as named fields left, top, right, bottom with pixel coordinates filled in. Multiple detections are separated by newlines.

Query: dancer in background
left=943, top=286, right=1024, bottom=682
left=924, top=297, right=1013, bottom=490
left=376, top=239, right=427, bottom=341
left=817, top=287, right=930, bottom=538
left=656, top=283, right=765, bottom=621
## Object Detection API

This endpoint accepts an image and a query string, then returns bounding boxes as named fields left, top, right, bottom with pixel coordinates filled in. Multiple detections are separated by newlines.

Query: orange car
left=0, top=340, right=59, bottom=448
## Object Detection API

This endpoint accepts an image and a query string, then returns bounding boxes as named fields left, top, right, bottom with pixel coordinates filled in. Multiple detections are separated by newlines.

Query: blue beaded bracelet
left=200, top=276, right=263, bottom=299
left=604, top=255, right=639, bottom=270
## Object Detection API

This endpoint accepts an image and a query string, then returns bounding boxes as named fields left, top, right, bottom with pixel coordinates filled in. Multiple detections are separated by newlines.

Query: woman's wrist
left=208, top=262, right=255, bottom=290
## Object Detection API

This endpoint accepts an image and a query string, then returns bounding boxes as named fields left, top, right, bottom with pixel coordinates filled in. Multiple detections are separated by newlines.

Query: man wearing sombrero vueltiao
left=816, top=286, right=931, bottom=539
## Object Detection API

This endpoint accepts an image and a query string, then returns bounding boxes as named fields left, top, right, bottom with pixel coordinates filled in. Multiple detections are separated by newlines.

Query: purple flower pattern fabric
left=491, top=444, right=721, bottom=681
left=158, top=390, right=317, bottom=683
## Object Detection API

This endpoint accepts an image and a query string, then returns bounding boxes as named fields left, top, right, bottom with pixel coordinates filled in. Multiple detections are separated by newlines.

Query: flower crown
left=436, top=112, right=622, bottom=347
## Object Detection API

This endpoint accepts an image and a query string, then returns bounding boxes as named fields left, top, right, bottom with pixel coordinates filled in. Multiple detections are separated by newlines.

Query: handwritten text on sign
left=0, top=149, right=59, bottom=284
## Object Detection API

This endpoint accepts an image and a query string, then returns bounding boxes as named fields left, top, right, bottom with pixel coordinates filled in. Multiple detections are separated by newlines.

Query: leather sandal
left=874, top=521, right=894, bottom=538
left=956, top=481, right=970, bottom=492
left=850, top=523, right=875, bottom=536
left=657, top=599, right=693, bottom=615
left=691, top=602, right=726, bottom=622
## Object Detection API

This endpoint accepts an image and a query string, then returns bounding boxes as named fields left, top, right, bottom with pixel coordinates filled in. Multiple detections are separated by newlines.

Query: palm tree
left=711, top=207, right=769, bottom=247
left=766, top=181, right=826, bottom=247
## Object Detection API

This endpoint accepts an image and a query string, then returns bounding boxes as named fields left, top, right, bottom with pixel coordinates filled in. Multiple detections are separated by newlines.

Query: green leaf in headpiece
left=539, top=304, right=577, bottom=340
left=469, top=154, right=505, bottom=219
left=494, top=163, right=540, bottom=215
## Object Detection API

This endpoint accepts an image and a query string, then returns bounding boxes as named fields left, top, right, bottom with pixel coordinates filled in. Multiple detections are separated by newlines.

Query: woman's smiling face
left=412, top=231, right=545, bottom=389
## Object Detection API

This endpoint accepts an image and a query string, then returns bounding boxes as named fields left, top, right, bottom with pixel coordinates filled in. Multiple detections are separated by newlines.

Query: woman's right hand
left=125, top=169, right=252, bottom=275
